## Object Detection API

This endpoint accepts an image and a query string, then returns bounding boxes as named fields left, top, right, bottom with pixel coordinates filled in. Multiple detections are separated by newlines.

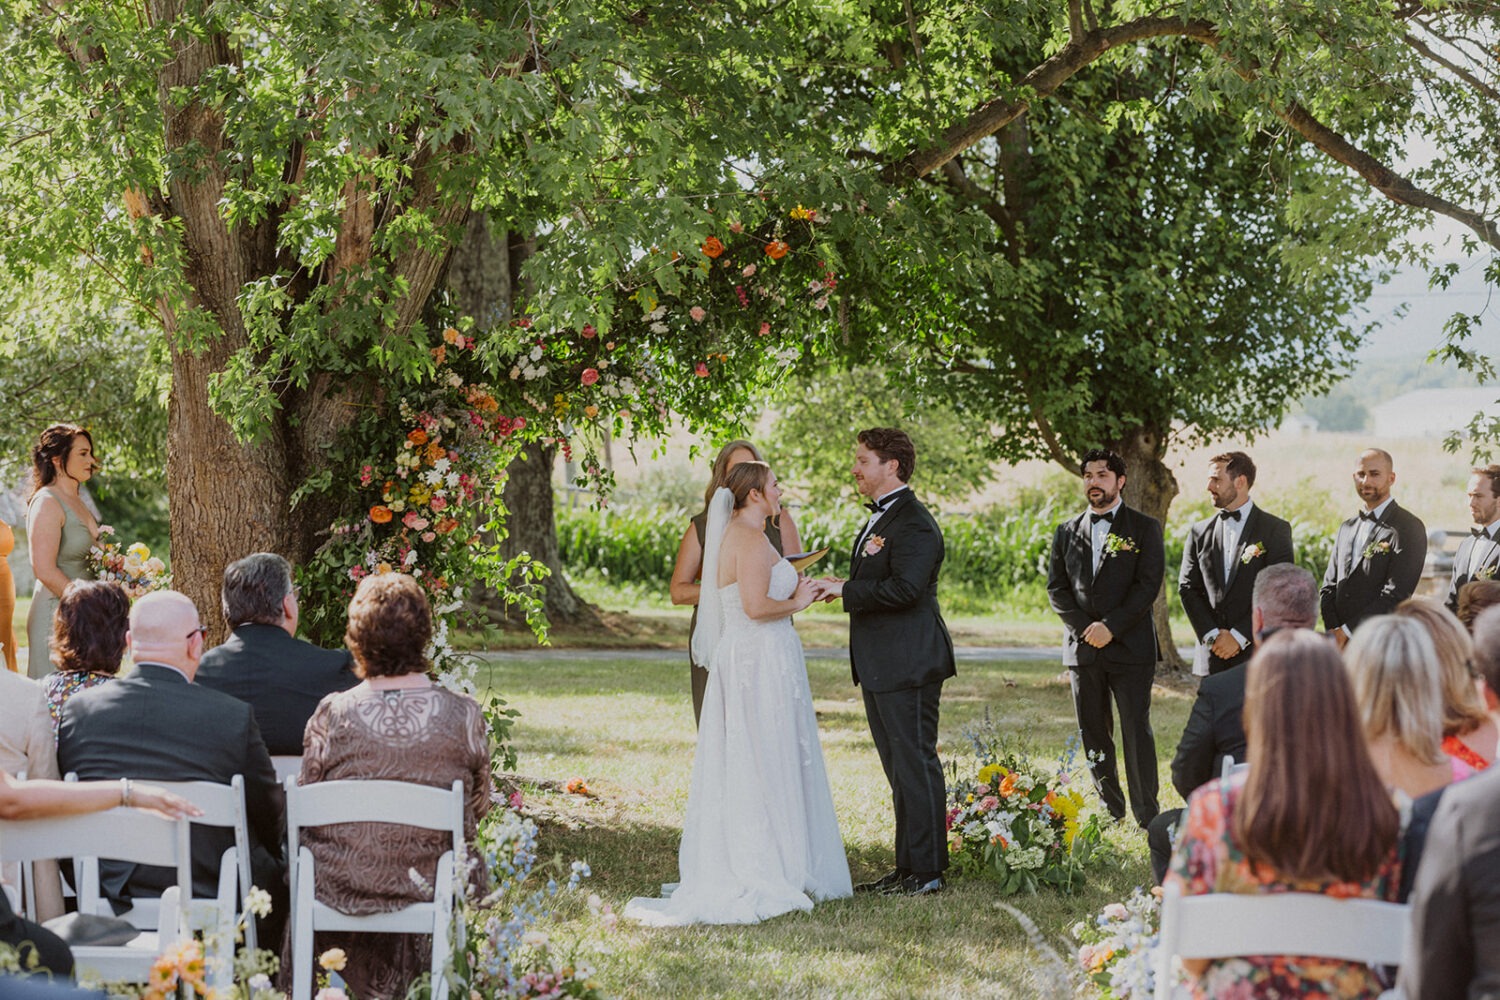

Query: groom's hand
left=1081, top=621, right=1113, bottom=648
left=819, top=576, right=844, bottom=601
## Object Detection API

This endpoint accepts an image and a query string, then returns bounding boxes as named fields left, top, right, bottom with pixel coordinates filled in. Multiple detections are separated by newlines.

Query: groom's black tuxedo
left=843, top=487, right=954, bottom=878
left=1178, top=505, right=1295, bottom=673
left=1445, top=527, right=1500, bottom=613
left=844, top=490, right=956, bottom=692
left=1320, top=500, right=1427, bottom=633
left=1046, top=503, right=1164, bottom=826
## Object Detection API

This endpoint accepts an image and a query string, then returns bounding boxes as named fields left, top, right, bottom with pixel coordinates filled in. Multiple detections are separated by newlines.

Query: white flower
left=529, top=346, right=543, bottom=361
left=245, top=885, right=273, bottom=918
left=248, top=974, right=272, bottom=992
left=423, top=469, right=443, bottom=486
left=445, top=472, right=460, bottom=488
left=403, top=550, right=419, bottom=567
left=649, top=321, right=668, bottom=334
left=521, top=930, right=549, bottom=948
left=433, top=457, right=451, bottom=473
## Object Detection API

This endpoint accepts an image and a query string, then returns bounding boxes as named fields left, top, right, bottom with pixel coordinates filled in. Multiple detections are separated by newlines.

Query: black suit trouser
left=1069, top=660, right=1160, bottom=826
left=1146, top=807, right=1184, bottom=885
left=863, top=680, right=947, bottom=876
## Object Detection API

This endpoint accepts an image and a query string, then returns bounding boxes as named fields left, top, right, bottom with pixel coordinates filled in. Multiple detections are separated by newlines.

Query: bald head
left=127, top=590, right=206, bottom=676
left=1354, top=448, right=1396, bottom=510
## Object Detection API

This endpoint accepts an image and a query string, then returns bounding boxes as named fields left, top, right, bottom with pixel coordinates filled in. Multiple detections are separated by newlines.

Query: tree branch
left=1402, top=26, right=1500, bottom=102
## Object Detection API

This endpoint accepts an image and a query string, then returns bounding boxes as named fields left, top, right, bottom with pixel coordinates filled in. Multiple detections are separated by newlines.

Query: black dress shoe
left=892, top=873, right=943, bottom=896
left=855, top=869, right=907, bottom=894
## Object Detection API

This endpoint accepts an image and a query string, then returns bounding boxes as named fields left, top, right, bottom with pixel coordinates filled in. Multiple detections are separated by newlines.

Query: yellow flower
left=977, top=763, right=1005, bottom=786
left=128, top=541, right=151, bottom=560
left=319, top=947, right=348, bottom=972
left=375, top=562, right=393, bottom=575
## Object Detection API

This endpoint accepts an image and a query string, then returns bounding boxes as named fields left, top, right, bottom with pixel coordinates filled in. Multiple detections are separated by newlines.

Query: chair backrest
left=286, top=777, right=464, bottom=857
left=1154, top=882, right=1410, bottom=1000
left=0, top=808, right=193, bottom=901
left=1219, top=756, right=1250, bottom=781
left=150, top=776, right=255, bottom=946
left=272, top=756, right=303, bottom=784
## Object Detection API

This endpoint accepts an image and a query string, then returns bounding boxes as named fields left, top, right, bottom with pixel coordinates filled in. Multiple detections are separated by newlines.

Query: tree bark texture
left=1110, top=425, right=1184, bottom=673
left=447, top=214, right=596, bottom=626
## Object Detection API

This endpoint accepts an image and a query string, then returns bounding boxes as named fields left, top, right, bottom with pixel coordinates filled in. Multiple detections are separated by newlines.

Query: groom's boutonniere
left=1103, top=535, right=1138, bottom=556
left=1478, top=564, right=1497, bottom=581
left=1362, top=538, right=1393, bottom=560
left=863, top=534, right=886, bottom=557
left=1240, top=542, right=1265, bottom=565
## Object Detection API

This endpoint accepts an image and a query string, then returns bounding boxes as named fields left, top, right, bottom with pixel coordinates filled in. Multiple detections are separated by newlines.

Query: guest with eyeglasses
left=55, top=590, right=285, bottom=938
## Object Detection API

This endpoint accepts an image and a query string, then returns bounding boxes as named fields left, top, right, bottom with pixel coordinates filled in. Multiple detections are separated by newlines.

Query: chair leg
left=430, top=854, right=456, bottom=1000
left=292, top=849, right=315, bottom=1000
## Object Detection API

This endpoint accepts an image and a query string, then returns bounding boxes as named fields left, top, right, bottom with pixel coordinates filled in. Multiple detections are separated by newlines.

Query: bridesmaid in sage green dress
left=25, top=425, right=98, bottom=679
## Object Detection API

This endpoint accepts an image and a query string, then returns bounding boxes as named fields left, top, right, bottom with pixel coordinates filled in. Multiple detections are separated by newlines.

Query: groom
left=821, top=428, right=955, bottom=896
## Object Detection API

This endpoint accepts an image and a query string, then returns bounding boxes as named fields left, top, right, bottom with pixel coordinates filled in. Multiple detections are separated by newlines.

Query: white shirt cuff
left=1202, top=628, right=1220, bottom=644
left=1229, top=629, right=1249, bottom=648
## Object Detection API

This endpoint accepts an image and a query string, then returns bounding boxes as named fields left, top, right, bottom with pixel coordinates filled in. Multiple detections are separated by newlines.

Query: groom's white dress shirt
left=1087, top=498, right=1123, bottom=573
left=857, top=485, right=910, bottom=553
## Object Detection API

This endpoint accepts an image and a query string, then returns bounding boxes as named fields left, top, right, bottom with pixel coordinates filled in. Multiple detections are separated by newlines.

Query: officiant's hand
left=1081, top=622, right=1113, bottom=648
left=1210, top=631, right=1241, bottom=659
left=817, top=575, right=843, bottom=601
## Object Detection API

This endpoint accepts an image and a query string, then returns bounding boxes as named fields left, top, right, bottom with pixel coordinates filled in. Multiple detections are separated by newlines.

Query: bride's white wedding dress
left=624, top=555, right=852, bottom=925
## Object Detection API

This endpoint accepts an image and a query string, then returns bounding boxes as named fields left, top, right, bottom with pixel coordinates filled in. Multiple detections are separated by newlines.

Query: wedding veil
left=691, top=486, right=734, bottom=669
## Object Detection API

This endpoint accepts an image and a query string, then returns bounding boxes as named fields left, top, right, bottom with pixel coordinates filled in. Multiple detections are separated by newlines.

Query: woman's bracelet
left=119, top=777, right=133, bottom=808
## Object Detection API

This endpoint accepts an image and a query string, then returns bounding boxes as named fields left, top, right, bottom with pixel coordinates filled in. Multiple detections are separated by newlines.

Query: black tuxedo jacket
left=1047, top=504, right=1165, bottom=667
left=1320, top=501, right=1427, bottom=632
left=1171, top=665, right=1248, bottom=801
left=1178, top=506, right=1295, bottom=668
left=844, top=490, right=956, bottom=693
left=197, top=624, right=357, bottom=755
left=1445, top=530, right=1500, bottom=613
left=57, top=663, right=285, bottom=910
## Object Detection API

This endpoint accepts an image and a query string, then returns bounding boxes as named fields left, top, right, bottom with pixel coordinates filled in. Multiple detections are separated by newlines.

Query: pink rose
left=421, top=531, right=436, bottom=542
left=429, top=495, right=448, bottom=512
left=581, top=324, right=596, bottom=339
left=758, top=321, right=771, bottom=336
left=403, top=512, right=430, bottom=531
left=581, top=367, right=600, bottom=386
left=689, top=306, right=706, bottom=322
left=979, top=795, right=999, bottom=812
left=694, top=362, right=709, bottom=377
left=508, top=790, right=523, bottom=810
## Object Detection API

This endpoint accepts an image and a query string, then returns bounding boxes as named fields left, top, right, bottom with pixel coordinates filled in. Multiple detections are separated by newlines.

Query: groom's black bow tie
left=1089, top=511, right=1114, bottom=525
left=1474, top=527, right=1491, bottom=539
left=1218, top=509, right=1242, bottom=522
left=864, top=500, right=888, bottom=514
left=1358, top=510, right=1379, bottom=522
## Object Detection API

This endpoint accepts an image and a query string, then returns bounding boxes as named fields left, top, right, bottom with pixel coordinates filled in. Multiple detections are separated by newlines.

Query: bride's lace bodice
left=721, top=558, right=797, bottom=628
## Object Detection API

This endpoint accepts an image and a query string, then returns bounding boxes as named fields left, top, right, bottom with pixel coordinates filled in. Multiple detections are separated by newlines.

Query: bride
left=625, top=461, right=852, bottom=925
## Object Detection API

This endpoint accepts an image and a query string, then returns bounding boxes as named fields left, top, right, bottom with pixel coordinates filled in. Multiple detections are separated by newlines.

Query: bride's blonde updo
left=723, top=461, right=771, bottom=510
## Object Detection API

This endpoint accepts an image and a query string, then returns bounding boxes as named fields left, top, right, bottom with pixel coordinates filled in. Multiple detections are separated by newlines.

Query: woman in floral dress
left=42, top=580, right=129, bottom=738
left=1167, top=630, right=1401, bottom=999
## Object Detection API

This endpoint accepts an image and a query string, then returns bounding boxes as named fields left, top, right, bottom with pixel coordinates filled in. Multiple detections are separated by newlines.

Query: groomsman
left=1046, top=448, right=1163, bottom=828
left=1178, top=451, right=1295, bottom=675
left=1445, top=465, right=1500, bottom=613
left=1321, top=448, right=1427, bottom=647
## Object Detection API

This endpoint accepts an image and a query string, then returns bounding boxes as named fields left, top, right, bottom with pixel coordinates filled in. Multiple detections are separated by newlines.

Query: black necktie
left=864, top=500, right=887, bottom=514
left=1219, top=509, right=1242, bottom=522
left=1089, top=511, right=1114, bottom=525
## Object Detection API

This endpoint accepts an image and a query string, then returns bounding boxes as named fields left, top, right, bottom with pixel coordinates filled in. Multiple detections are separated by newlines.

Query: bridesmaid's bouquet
left=89, top=525, right=171, bottom=599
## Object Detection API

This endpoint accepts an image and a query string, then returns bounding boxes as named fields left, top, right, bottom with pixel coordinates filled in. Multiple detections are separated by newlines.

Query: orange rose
left=999, top=773, right=1019, bottom=797
left=407, top=429, right=428, bottom=446
left=425, top=440, right=445, bottom=463
left=764, top=240, right=789, bottom=259
left=435, top=517, right=459, bottom=535
left=369, top=506, right=394, bottom=524
left=702, top=235, right=725, bottom=258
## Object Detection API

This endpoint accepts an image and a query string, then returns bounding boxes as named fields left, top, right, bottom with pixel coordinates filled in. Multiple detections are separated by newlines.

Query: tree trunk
left=447, top=214, right=597, bottom=627
left=1110, top=424, right=1184, bottom=673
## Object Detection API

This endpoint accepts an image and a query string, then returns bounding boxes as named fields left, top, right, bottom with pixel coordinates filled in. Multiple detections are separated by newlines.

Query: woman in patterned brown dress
left=296, top=573, right=493, bottom=1000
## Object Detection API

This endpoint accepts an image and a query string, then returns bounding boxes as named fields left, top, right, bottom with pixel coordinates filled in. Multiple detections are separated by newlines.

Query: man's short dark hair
left=1211, top=451, right=1257, bottom=489
left=221, top=552, right=294, bottom=627
left=1472, top=605, right=1500, bottom=694
left=1251, top=563, right=1318, bottom=633
left=857, top=427, right=916, bottom=482
left=1080, top=448, right=1126, bottom=479
left=1472, top=464, right=1500, bottom=497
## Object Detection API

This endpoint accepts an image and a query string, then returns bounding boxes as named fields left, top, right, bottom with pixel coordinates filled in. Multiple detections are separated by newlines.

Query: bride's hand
left=792, top=576, right=819, bottom=611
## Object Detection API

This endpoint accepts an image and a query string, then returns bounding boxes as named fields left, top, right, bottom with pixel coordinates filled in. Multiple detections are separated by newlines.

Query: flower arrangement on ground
left=1072, top=886, right=1161, bottom=999
left=944, top=722, right=1107, bottom=895
left=89, top=524, right=171, bottom=599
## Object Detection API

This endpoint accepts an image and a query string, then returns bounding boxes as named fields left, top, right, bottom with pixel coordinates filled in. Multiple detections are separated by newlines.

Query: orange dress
left=0, top=522, right=16, bottom=673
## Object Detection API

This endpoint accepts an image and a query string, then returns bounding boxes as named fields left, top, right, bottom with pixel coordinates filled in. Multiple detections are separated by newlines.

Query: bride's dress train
left=624, top=558, right=851, bottom=925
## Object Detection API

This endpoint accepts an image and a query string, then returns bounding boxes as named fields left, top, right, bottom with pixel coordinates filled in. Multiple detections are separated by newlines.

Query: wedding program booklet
left=787, top=548, right=830, bottom=573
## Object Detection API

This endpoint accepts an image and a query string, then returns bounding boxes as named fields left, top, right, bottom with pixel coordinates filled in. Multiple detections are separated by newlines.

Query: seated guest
left=1399, top=605, right=1500, bottom=999
left=0, top=767, right=198, bottom=978
left=1146, top=564, right=1319, bottom=883
left=296, top=572, right=493, bottom=1000
left=1, top=665, right=62, bottom=921
left=1397, top=598, right=1496, bottom=770
left=1457, top=578, right=1500, bottom=633
left=197, top=553, right=356, bottom=755
left=57, top=591, right=285, bottom=918
left=1168, top=631, right=1401, bottom=998
left=1345, top=615, right=1466, bottom=798
left=43, top=580, right=130, bottom=739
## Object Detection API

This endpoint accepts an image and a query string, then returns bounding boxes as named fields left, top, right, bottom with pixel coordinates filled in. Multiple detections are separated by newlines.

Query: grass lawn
left=481, top=649, right=1196, bottom=999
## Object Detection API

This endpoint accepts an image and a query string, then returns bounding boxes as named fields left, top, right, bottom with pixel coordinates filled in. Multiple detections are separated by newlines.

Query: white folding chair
left=272, top=756, right=303, bottom=784
left=1154, top=881, right=1410, bottom=1000
left=285, top=777, right=465, bottom=1000
left=148, top=776, right=258, bottom=981
left=0, top=808, right=192, bottom=983
left=1219, top=756, right=1249, bottom=781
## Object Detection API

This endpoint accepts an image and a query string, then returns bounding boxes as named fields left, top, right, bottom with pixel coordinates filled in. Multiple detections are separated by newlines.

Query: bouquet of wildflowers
left=1073, top=886, right=1161, bottom=998
left=944, top=723, right=1105, bottom=894
left=89, top=525, right=171, bottom=599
